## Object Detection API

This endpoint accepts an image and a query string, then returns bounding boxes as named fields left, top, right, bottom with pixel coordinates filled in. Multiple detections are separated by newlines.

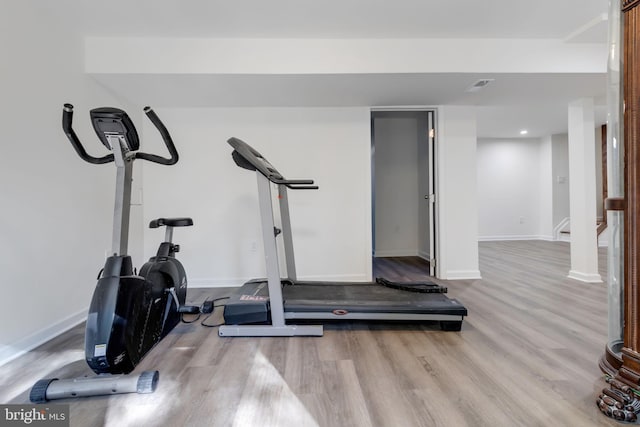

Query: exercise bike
left=30, top=104, right=198, bottom=402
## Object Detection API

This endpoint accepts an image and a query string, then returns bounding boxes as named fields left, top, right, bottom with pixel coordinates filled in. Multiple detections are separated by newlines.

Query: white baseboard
left=417, top=250, right=431, bottom=261
left=442, top=270, right=482, bottom=280
left=478, top=235, right=546, bottom=242
left=299, top=273, right=370, bottom=282
left=568, top=270, right=603, bottom=283
left=0, top=308, right=87, bottom=367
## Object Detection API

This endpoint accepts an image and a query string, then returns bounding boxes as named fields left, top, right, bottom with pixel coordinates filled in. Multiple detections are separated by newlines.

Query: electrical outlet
left=250, top=241, right=258, bottom=252
left=519, top=217, right=525, bottom=224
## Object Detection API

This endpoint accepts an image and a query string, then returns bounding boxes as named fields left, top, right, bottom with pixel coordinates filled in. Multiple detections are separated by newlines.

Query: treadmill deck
left=223, top=278, right=467, bottom=325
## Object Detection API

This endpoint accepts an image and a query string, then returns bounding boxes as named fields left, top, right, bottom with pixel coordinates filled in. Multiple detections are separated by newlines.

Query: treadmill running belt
left=284, top=282, right=465, bottom=314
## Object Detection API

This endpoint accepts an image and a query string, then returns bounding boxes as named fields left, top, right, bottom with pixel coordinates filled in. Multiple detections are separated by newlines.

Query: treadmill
left=218, top=137, right=467, bottom=337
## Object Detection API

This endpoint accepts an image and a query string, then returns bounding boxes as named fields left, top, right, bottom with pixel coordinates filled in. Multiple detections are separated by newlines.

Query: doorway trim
left=370, top=106, right=439, bottom=277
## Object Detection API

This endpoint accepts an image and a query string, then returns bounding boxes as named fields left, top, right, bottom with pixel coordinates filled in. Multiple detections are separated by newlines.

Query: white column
left=567, top=98, right=602, bottom=282
left=538, top=136, right=554, bottom=240
left=437, top=106, right=480, bottom=280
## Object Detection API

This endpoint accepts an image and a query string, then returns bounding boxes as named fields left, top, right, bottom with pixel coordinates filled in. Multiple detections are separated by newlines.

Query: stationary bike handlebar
left=62, top=104, right=179, bottom=166
left=63, top=104, right=114, bottom=164
left=136, top=107, right=179, bottom=165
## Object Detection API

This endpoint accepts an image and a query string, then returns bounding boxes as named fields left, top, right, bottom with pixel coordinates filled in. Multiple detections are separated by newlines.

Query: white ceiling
left=45, top=0, right=608, bottom=40
left=39, top=0, right=611, bottom=138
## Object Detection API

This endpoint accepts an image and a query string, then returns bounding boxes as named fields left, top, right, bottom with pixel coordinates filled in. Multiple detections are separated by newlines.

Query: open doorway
left=371, top=109, right=437, bottom=277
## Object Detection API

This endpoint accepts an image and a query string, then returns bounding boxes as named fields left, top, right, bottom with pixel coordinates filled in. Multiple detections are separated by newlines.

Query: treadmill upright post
left=218, top=173, right=323, bottom=337
left=258, top=173, right=287, bottom=327
left=278, top=184, right=298, bottom=281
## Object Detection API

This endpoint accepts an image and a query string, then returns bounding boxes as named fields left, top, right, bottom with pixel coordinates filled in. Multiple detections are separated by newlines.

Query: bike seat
left=149, top=218, right=193, bottom=228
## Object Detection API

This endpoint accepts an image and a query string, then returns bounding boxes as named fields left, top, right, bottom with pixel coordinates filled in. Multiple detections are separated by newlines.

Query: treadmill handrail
left=227, top=137, right=318, bottom=190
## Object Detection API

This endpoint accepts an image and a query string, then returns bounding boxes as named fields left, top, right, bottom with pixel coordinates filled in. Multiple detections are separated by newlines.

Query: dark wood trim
left=601, top=124, right=608, bottom=231
left=600, top=342, right=625, bottom=377
left=619, top=349, right=640, bottom=386
left=624, top=0, right=640, bottom=11
left=597, top=222, right=608, bottom=236
left=623, top=3, right=640, bottom=357
left=605, top=197, right=626, bottom=211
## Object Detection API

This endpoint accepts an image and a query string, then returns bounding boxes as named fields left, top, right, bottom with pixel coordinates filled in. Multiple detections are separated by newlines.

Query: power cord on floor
left=180, top=296, right=229, bottom=326
left=200, top=297, right=230, bottom=328
left=181, top=311, right=201, bottom=323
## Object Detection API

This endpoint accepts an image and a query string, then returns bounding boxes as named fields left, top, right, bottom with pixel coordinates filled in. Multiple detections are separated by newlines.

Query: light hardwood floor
left=0, top=241, right=619, bottom=427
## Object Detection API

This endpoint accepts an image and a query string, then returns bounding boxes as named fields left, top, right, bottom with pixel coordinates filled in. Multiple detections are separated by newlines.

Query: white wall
left=0, top=4, right=132, bottom=365
left=477, top=130, right=605, bottom=243
left=141, top=106, right=481, bottom=285
left=141, top=108, right=372, bottom=285
left=438, top=107, right=480, bottom=280
left=477, top=138, right=543, bottom=240
left=373, top=115, right=420, bottom=257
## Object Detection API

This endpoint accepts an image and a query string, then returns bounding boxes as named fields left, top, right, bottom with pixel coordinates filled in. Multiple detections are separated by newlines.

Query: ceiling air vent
left=465, top=79, right=495, bottom=93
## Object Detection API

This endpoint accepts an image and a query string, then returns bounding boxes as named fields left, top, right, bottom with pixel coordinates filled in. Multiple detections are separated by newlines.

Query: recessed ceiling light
left=520, top=130, right=528, bottom=135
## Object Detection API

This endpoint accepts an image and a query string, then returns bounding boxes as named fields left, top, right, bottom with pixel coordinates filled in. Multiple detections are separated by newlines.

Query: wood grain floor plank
left=0, top=241, right=622, bottom=426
